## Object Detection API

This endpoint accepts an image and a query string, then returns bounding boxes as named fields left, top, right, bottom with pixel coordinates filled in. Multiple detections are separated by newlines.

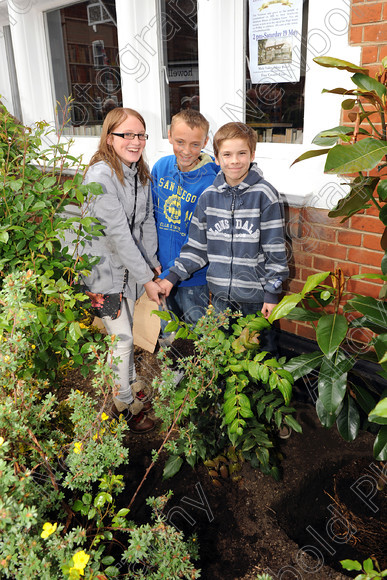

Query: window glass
left=158, top=0, right=199, bottom=136
left=46, top=1, right=122, bottom=136
left=245, top=0, right=308, bottom=144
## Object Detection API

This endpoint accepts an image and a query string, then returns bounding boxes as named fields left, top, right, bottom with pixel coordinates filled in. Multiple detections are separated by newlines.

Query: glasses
left=110, top=132, right=149, bottom=141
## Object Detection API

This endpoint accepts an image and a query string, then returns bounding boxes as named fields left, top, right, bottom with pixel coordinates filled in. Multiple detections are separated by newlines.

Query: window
left=245, top=0, right=309, bottom=144
left=158, top=0, right=199, bottom=137
left=46, top=0, right=122, bottom=136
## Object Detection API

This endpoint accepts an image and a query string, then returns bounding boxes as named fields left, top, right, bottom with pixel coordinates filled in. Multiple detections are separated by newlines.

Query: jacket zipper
left=228, top=190, right=236, bottom=303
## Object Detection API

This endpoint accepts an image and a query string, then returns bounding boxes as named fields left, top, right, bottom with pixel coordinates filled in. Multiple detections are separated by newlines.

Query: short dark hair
left=213, top=122, right=257, bottom=157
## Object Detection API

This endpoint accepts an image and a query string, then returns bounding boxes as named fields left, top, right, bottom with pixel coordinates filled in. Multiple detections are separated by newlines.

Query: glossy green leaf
left=302, top=271, right=331, bottom=295
left=340, top=559, right=362, bottom=571
left=312, top=125, right=368, bottom=147
left=268, top=293, right=303, bottom=323
left=378, top=179, right=387, bottom=201
left=373, top=425, right=387, bottom=460
left=318, top=357, right=348, bottom=414
left=316, top=397, right=338, bottom=428
left=316, top=314, right=348, bottom=358
left=336, top=394, right=360, bottom=441
left=374, top=334, right=387, bottom=370
left=284, top=414, right=302, bottom=433
left=163, top=455, right=183, bottom=479
left=325, top=139, right=387, bottom=174
left=382, top=251, right=387, bottom=275
left=328, top=176, right=379, bottom=221
left=352, top=383, right=377, bottom=415
left=368, top=397, right=387, bottom=425
left=351, top=72, right=387, bottom=100
left=347, top=296, right=387, bottom=329
left=277, top=378, right=292, bottom=406
left=291, top=148, right=331, bottom=167
left=284, top=351, right=323, bottom=381
left=313, top=56, right=368, bottom=73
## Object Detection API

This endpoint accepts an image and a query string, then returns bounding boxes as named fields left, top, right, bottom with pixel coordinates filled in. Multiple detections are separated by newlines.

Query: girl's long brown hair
left=87, top=107, right=151, bottom=186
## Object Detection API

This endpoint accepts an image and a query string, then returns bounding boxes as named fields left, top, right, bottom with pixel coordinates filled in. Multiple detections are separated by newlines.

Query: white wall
left=0, top=0, right=361, bottom=208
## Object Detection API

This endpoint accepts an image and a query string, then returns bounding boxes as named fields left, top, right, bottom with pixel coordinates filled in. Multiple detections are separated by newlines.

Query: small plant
left=152, top=307, right=301, bottom=481
left=341, top=558, right=387, bottom=579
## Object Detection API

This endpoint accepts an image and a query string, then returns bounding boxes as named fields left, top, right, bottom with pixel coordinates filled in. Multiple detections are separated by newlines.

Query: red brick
left=365, top=205, right=381, bottom=218
left=364, top=23, right=387, bottom=42
left=359, top=265, right=385, bottom=278
left=347, top=326, right=375, bottom=346
left=361, top=44, right=379, bottom=64
left=380, top=44, right=387, bottom=60
left=313, top=255, right=336, bottom=272
left=291, top=251, right=313, bottom=268
left=350, top=214, right=385, bottom=233
left=352, top=3, right=383, bottom=25
left=287, top=280, right=305, bottom=294
left=348, top=246, right=383, bottom=267
left=383, top=2, right=387, bottom=19
left=350, top=26, right=363, bottom=44
left=304, top=208, right=344, bottom=227
left=341, top=262, right=361, bottom=276
left=314, top=241, right=348, bottom=260
left=347, top=277, right=383, bottom=296
left=363, top=232, right=384, bottom=250
left=278, top=318, right=297, bottom=334
left=306, top=224, right=337, bottom=243
left=297, top=323, right=318, bottom=341
left=338, top=230, right=362, bottom=246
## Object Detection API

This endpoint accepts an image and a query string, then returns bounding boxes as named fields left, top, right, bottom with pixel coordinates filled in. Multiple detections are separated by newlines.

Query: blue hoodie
left=151, top=153, right=219, bottom=287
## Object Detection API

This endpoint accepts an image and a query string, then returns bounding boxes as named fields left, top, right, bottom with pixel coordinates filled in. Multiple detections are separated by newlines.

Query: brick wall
left=280, top=0, right=386, bottom=341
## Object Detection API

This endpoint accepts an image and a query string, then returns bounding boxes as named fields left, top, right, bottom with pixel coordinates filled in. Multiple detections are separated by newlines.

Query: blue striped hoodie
left=166, top=163, right=289, bottom=305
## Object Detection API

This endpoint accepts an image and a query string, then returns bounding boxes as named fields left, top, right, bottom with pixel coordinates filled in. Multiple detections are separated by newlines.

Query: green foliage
left=0, top=101, right=104, bottom=380
left=291, top=55, right=387, bottom=268
left=152, top=307, right=301, bottom=480
left=273, top=269, right=387, bottom=459
left=0, top=103, right=200, bottom=579
left=341, top=557, right=387, bottom=579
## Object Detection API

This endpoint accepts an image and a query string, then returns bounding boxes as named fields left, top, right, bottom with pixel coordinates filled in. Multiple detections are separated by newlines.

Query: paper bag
left=133, top=292, right=161, bottom=352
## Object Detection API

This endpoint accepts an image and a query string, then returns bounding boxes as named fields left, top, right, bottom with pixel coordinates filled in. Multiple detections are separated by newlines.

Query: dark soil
left=62, top=345, right=386, bottom=580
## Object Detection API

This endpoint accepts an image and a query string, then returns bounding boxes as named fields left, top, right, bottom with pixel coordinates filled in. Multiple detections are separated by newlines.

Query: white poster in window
left=249, top=0, right=303, bottom=84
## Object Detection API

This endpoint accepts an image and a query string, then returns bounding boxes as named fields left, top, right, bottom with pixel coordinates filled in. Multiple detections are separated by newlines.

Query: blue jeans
left=162, top=284, right=209, bottom=329
left=212, top=296, right=278, bottom=355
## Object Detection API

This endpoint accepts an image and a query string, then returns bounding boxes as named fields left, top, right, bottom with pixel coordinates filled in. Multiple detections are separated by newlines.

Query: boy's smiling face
left=168, top=120, right=209, bottom=172
left=215, top=138, right=255, bottom=187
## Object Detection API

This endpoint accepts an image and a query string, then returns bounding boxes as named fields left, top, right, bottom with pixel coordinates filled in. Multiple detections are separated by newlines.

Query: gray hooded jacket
left=81, top=160, right=160, bottom=301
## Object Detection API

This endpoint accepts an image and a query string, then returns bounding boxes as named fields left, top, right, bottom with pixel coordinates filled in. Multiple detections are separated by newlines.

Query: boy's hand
left=261, top=302, right=276, bottom=319
left=157, top=278, right=174, bottom=298
left=144, top=280, right=165, bottom=305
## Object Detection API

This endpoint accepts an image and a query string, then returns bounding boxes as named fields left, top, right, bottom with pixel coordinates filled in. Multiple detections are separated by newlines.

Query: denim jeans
left=212, top=296, right=278, bottom=355
left=161, top=284, right=210, bottom=330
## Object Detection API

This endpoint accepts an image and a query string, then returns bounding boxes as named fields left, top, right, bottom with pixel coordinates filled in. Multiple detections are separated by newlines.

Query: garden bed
left=61, top=346, right=384, bottom=580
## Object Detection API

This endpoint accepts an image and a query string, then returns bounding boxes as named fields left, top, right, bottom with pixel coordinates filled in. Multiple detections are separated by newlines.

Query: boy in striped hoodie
left=157, top=122, right=288, bottom=334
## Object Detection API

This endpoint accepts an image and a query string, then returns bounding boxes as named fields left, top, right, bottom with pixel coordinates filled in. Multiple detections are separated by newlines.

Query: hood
left=213, top=162, right=264, bottom=195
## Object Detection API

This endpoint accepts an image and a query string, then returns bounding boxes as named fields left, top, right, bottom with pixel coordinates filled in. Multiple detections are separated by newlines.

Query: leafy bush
left=153, top=307, right=301, bottom=480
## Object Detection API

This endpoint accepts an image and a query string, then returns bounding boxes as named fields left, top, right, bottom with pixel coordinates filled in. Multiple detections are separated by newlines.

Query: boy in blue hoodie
left=151, top=109, right=219, bottom=326
left=157, top=122, right=289, bottom=351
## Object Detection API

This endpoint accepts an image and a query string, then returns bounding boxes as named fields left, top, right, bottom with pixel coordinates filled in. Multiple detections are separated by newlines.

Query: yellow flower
left=73, top=442, right=82, bottom=454
left=31, top=344, right=36, bottom=349
left=0, top=437, right=4, bottom=446
left=40, top=522, right=57, bottom=538
left=101, top=412, right=109, bottom=421
left=79, top=323, right=87, bottom=329
left=70, top=550, right=90, bottom=576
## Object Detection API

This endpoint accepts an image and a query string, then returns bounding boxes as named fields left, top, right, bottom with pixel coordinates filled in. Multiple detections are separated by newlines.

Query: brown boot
left=131, top=380, right=152, bottom=412
left=127, top=411, right=155, bottom=434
